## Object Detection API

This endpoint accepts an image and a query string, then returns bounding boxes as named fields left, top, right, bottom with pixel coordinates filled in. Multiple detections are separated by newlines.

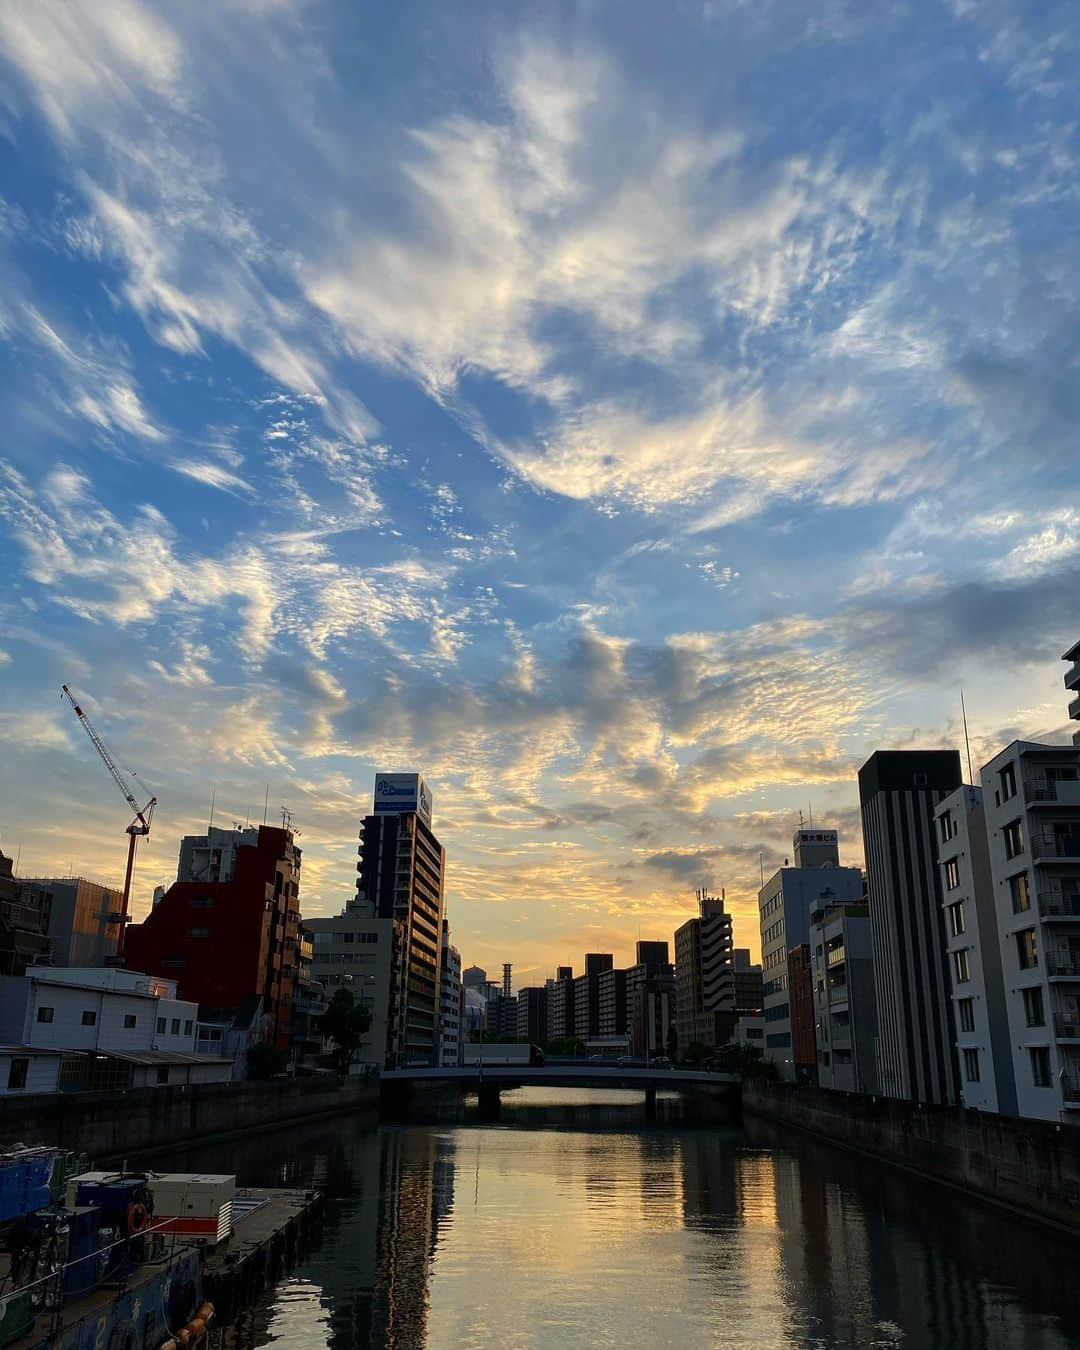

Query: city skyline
left=1, top=2, right=1079, bottom=982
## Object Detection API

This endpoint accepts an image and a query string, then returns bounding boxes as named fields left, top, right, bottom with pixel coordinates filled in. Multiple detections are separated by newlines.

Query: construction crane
left=60, top=684, right=156, bottom=957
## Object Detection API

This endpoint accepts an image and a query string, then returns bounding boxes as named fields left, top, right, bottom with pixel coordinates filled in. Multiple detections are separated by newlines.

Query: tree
left=247, top=1040, right=288, bottom=1080
left=319, top=989, right=372, bottom=1074
left=681, top=1040, right=712, bottom=1065
left=665, top=1024, right=679, bottom=1061
left=714, top=1043, right=778, bottom=1081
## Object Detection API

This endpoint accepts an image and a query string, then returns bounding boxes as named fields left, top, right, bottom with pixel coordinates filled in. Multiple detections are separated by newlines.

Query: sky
left=0, top=0, right=1078, bottom=983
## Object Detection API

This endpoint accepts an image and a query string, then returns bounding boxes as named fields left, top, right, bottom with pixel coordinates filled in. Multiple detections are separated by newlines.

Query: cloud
left=169, top=459, right=254, bottom=496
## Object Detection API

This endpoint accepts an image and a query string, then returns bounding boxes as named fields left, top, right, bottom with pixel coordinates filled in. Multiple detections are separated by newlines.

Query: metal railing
left=1038, top=891, right=1080, bottom=919
left=1046, top=954, right=1080, bottom=977
left=1031, top=835, right=1080, bottom=861
left=1054, top=1016, right=1080, bottom=1040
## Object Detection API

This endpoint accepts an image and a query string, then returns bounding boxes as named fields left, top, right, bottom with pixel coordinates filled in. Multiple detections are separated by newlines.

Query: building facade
left=516, top=986, right=548, bottom=1045
left=1064, top=640, right=1080, bottom=746
left=125, top=824, right=301, bottom=1051
left=547, top=969, right=576, bottom=1041
left=859, top=751, right=962, bottom=1104
left=356, top=774, right=445, bottom=1067
left=810, top=900, right=878, bottom=1094
left=0, top=967, right=231, bottom=1093
left=733, top=949, right=764, bottom=1015
left=934, top=785, right=1017, bottom=1114
left=439, top=921, right=463, bottom=1067
left=17, top=877, right=123, bottom=968
left=675, top=891, right=734, bottom=1050
left=627, top=941, right=674, bottom=1058
left=758, top=831, right=863, bottom=1081
left=787, top=944, right=816, bottom=1083
left=981, top=741, right=1080, bottom=1120
left=305, top=902, right=394, bottom=1069
left=597, top=967, right=628, bottom=1038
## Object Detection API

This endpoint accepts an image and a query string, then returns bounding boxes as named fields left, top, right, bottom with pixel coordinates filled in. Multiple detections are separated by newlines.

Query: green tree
left=319, top=989, right=372, bottom=1073
left=681, top=1040, right=712, bottom=1065
left=713, top=1043, right=778, bottom=1081
left=246, top=1040, right=288, bottom=1080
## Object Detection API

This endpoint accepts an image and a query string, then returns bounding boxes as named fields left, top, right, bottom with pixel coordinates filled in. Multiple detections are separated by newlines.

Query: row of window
left=155, top=1016, right=194, bottom=1036
left=951, top=929, right=1038, bottom=986
left=38, top=1007, right=138, bottom=1029
left=313, top=931, right=380, bottom=945
left=962, top=1046, right=1053, bottom=1089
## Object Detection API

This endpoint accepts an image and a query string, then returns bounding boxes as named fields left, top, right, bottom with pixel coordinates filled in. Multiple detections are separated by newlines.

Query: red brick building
left=125, top=825, right=301, bottom=1051
left=787, top=943, right=817, bottom=1085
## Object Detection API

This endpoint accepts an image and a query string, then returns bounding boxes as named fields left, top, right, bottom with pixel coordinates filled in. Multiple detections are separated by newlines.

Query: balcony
left=1054, top=1017, right=1080, bottom=1041
left=1038, top=891, right=1080, bottom=920
left=1065, top=661, right=1080, bottom=692
left=826, top=946, right=847, bottom=967
left=1031, top=834, right=1080, bottom=862
left=1063, top=1081, right=1080, bottom=1105
left=1046, top=953, right=1080, bottom=978
left=1026, top=780, right=1080, bottom=806
left=1071, top=695, right=1080, bottom=721
left=828, top=984, right=849, bottom=1006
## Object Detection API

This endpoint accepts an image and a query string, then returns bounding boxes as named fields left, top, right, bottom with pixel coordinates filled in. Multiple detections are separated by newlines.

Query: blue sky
left=0, top=0, right=1077, bottom=979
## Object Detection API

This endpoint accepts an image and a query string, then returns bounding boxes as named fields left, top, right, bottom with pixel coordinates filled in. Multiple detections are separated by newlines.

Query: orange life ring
left=126, top=1201, right=149, bottom=1235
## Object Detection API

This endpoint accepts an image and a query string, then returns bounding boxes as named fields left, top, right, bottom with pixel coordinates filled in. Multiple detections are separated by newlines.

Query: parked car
left=649, top=1056, right=672, bottom=1068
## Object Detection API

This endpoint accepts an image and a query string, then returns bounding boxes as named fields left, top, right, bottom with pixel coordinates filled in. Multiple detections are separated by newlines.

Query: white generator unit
left=146, top=1173, right=236, bottom=1246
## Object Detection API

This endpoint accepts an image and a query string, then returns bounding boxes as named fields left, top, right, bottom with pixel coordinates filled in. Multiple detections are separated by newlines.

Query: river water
left=173, top=1088, right=1080, bottom=1349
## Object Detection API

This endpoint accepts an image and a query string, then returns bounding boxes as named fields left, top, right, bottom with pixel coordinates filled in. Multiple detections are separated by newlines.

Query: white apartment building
left=0, top=967, right=231, bottom=1094
left=306, top=902, right=394, bottom=1068
left=981, top=741, right=1080, bottom=1121
left=438, top=921, right=463, bottom=1068
left=934, top=786, right=1017, bottom=1114
left=759, top=830, right=863, bottom=1081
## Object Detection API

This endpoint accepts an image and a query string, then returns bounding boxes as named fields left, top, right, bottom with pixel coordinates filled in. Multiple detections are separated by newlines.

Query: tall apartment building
left=787, top=945, right=816, bottom=1083
left=810, top=899, right=878, bottom=1094
left=627, top=941, right=674, bottom=1058
left=516, top=986, right=548, bottom=1045
left=305, top=902, right=394, bottom=1068
left=438, top=921, right=463, bottom=1068
left=573, top=954, right=612, bottom=1039
left=126, top=824, right=301, bottom=1051
left=675, top=891, right=734, bottom=1050
left=859, top=750, right=962, bottom=1104
left=356, top=773, right=445, bottom=1067
left=547, top=968, right=575, bottom=1041
left=980, top=741, right=1080, bottom=1120
left=1065, top=640, right=1080, bottom=745
left=597, top=967, right=628, bottom=1037
left=758, top=831, right=863, bottom=1081
left=934, top=786, right=1017, bottom=1114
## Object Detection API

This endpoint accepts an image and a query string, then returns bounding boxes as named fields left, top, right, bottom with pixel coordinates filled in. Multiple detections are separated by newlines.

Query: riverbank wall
left=0, top=1075, right=377, bottom=1161
left=743, top=1081, right=1080, bottom=1235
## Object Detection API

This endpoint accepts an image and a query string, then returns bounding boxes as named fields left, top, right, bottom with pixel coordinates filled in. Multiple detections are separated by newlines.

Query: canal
left=171, top=1088, right=1080, bottom=1348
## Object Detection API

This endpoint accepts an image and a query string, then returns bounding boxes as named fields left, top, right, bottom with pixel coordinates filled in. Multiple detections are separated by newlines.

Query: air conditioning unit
left=146, top=1173, right=236, bottom=1245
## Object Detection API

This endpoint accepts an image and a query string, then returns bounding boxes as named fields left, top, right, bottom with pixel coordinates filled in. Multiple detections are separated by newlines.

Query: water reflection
left=170, top=1093, right=1080, bottom=1349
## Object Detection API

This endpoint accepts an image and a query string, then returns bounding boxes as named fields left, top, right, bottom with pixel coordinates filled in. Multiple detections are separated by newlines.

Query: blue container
left=73, top=1178, right=145, bottom=1227
left=60, top=1207, right=104, bottom=1299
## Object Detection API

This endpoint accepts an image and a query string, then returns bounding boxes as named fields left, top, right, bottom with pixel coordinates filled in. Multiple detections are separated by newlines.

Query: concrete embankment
left=0, top=1075, right=377, bottom=1160
left=743, top=1081, right=1080, bottom=1235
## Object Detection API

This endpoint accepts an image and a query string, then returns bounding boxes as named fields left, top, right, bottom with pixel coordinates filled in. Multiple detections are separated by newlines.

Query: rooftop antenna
left=759, top=852, right=765, bottom=889
left=798, top=808, right=804, bottom=828
left=808, top=802, right=814, bottom=829
left=208, top=786, right=216, bottom=831
left=14, top=844, right=21, bottom=874
left=262, top=783, right=270, bottom=826
left=960, top=688, right=974, bottom=784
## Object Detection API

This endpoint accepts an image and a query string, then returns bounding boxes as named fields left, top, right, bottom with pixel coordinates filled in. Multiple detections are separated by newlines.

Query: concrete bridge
left=380, top=1064, right=739, bottom=1122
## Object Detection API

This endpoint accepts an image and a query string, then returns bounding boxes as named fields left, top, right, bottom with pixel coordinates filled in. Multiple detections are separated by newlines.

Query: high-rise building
left=516, top=986, right=548, bottom=1045
left=0, top=845, right=49, bottom=975
left=356, top=773, right=445, bottom=1067
left=547, top=968, right=575, bottom=1041
left=1064, top=640, right=1080, bottom=745
left=597, top=967, right=629, bottom=1037
left=125, top=823, right=301, bottom=1050
left=674, top=890, right=735, bottom=1051
left=758, top=830, right=863, bottom=1081
left=810, top=898, right=878, bottom=1094
left=628, top=947, right=675, bottom=1059
left=502, top=963, right=512, bottom=999
left=438, top=921, right=463, bottom=1067
left=934, top=785, right=1017, bottom=1114
left=787, top=944, right=816, bottom=1083
left=980, top=740, right=1080, bottom=1120
left=858, top=750, right=962, bottom=1104
left=305, top=901, right=393, bottom=1067
left=462, top=965, right=488, bottom=990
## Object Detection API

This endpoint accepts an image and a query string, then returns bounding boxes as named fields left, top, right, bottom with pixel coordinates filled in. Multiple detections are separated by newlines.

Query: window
left=123, top=1014, right=137, bottom=1029
left=156, top=1067, right=170, bottom=1085
left=1004, top=819, right=1024, bottom=860
left=1016, top=929, right=1038, bottom=970
left=944, top=858, right=961, bottom=891
left=1009, top=872, right=1031, bottom=914
left=939, top=810, right=955, bottom=844
left=7, top=1058, right=28, bottom=1090
left=952, top=948, right=971, bottom=984
left=156, top=1017, right=166, bottom=1034
left=36, top=1007, right=54, bottom=1024
left=183, top=1020, right=193, bottom=1036
left=963, top=1048, right=980, bottom=1082
left=170, top=1018, right=180, bottom=1035
left=999, top=763, right=1017, bottom=803
left=1029, top=1046, right=1052, bottom=1088
left=1022, top=986, right=1045, bottom=1028
left=81, top=1010, right=97, bottom=1026
left=957, top=998, right=975, bottom=1032
left=947, top=902, right=966, bottom=937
